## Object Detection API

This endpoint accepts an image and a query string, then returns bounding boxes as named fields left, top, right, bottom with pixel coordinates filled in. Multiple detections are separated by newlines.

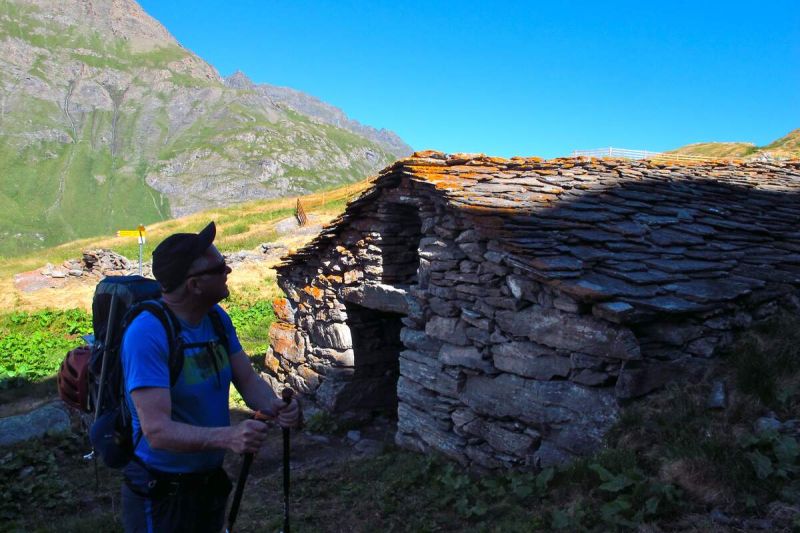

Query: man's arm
left=230, top=350, right=302, bottom=427
left=131, top=386, right=268, bottom=454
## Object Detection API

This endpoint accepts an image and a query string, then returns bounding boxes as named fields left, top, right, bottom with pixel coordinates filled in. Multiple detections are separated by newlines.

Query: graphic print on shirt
left=181, top=341, right=229, bottom=386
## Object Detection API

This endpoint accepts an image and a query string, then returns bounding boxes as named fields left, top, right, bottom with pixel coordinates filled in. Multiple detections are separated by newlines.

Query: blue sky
left=139, top=0, right=799, bottom=159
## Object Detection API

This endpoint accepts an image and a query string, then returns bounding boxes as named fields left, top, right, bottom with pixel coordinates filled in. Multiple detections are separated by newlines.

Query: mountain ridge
left=223, top=70, right=411, bottom=158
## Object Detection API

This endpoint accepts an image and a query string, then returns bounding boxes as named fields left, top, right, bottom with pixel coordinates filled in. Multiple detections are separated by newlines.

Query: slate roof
left=279, top=151, right=800, bottom=321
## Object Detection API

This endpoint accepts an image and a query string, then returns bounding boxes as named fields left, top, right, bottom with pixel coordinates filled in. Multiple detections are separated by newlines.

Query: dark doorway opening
left=344, top=302, right=404, bottom=419
left=380, top=203, right=422, bottom=286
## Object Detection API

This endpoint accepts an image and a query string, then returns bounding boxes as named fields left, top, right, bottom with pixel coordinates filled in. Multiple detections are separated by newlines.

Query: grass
left=0, top=175, right=370, bottom=286
left=669, top=128, right=800, bottom=160
left=0, top=98, right=171, bottom=256
left=1, top=432, right=124, bottom=533
left=603, top=313, right=800, bottom=519
left=726, top=312, right=800, bottom=410
left=223, top=286, right=279, bottom=365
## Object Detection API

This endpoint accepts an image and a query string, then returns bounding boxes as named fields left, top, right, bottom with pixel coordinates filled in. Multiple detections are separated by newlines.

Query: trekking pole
left=226, top=388, right=294, bottom=533
left=93, top=293, right=118, bottom=423
left=89, top=293, right=118, bottom=491
left=226, top=410, right=268, bottom=533
left=281, top=388, right=294, bottom=533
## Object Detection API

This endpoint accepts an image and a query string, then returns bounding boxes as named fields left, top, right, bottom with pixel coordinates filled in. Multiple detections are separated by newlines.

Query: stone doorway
left=344, top=301, right=405, bottom=419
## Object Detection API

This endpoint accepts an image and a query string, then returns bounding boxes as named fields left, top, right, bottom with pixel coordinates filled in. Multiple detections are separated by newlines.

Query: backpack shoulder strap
left=207, top=307, right=230, bottom=355
left=127, top=300, right=184, bottom=387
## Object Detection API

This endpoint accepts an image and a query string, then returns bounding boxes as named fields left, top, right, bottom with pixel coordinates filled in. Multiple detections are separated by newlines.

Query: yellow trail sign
left=116, top=225, right=146, bottom=243
left=117, top=225, right=145, bottom=237
left=117, top=225, right=147, bottom=275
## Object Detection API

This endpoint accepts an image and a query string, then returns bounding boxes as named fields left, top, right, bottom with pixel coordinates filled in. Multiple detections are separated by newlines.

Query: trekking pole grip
left=282, top=387, right=293, bottom=405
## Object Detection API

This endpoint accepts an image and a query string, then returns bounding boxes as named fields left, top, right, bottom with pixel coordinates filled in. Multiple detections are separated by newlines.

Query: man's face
left=185, top=246, right=231, bottom=303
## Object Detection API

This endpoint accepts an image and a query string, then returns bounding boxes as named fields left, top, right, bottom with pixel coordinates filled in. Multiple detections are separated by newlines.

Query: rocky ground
left=6, top=215, right=326, bottom=311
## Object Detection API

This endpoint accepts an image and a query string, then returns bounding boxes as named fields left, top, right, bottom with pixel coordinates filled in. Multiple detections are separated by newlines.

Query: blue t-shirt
left=121, top=304, right=243, bottom=473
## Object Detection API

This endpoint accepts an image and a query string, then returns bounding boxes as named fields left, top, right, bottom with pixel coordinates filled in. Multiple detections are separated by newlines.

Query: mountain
left=0, top=0, right=411, bottom=256
left=669, top=129, right=800, bottom=160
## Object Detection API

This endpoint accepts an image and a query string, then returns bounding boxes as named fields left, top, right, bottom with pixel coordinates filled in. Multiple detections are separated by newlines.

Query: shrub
left=0, top=309, right=91, bottom=388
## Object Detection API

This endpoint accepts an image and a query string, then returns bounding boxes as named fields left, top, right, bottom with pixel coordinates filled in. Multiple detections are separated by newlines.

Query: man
left=121, top=221, right=301, bottom=532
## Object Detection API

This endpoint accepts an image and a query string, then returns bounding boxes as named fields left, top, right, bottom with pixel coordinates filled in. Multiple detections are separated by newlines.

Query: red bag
left=57, top=345, right=91, bottom=412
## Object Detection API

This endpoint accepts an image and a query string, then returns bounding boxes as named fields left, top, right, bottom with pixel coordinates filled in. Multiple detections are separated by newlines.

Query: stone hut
left=268, top=151, right=800, bottom=469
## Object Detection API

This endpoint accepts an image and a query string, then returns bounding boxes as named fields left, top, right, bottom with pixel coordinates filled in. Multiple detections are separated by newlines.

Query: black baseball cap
left=152, top=221, right=216, bottom=292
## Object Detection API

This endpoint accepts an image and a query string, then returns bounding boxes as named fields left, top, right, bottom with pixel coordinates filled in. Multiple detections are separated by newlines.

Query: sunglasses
left=186, top=260, right=228, bottom=279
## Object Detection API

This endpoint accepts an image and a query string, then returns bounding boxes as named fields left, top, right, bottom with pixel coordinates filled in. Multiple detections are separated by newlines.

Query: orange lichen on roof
left=485, top=156, right=511, bottom=165
left=411, top=150, right=446, bottom=159
left=449, top=152, right=487, bottom=161
left=430, top=177, right=466, bottom=191
left=405, top=164, right=450, bottom=177
left=408, top=167, right=467, bottom=191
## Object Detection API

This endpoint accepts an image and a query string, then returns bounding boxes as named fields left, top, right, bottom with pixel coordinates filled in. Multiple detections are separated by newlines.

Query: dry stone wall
left=270, top=153, right=800, bottom=469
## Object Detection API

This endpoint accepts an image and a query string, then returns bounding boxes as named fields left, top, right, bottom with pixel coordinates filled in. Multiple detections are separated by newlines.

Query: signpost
left=116, top=224, right=146, bottom=275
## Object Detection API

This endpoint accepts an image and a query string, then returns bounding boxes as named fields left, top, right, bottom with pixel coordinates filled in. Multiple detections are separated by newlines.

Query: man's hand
left=228, top=419, right=269, bottom=454
left=269, top=397, right=303, bottom=429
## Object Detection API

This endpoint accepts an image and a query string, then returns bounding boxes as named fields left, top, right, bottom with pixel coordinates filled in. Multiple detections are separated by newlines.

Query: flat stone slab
left=13, top=271, right=65, bottom=292
left=663, top=279, right=752, bottom=302
left=495, top=304, right=641, bottom=360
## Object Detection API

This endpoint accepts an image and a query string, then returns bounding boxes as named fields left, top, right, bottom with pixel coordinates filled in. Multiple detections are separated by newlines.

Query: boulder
left=0, top=403, right=71, bottom=447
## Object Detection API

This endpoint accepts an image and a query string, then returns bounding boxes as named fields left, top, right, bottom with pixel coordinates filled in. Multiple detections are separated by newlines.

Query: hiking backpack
left=57, top=275, right=229, bottom=468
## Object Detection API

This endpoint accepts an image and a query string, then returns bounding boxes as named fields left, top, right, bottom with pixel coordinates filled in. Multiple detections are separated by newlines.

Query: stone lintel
left=341, top=282, right=410, bottom=314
